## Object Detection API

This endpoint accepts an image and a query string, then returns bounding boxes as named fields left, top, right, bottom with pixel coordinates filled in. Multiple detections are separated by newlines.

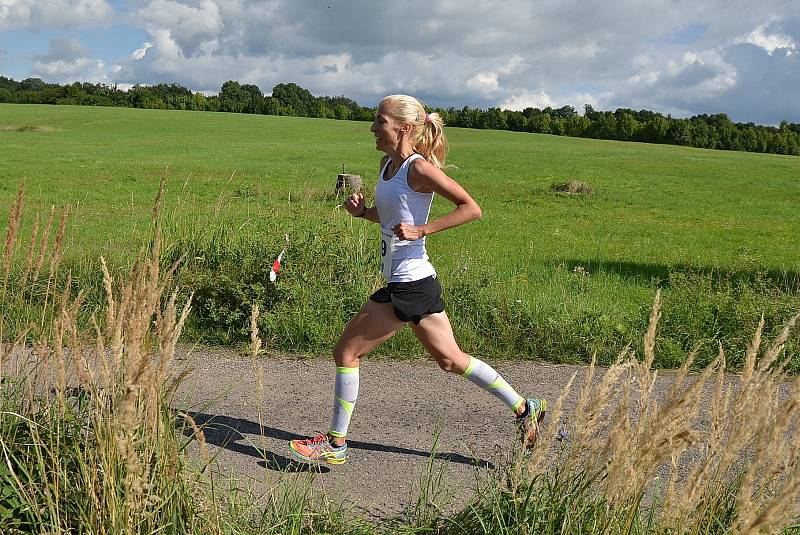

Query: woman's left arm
left=392, top=159, right=482, bottom=241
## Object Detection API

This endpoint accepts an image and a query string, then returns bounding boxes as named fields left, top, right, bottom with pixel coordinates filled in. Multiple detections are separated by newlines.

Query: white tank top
left=374, top=153, right=437, bottom=282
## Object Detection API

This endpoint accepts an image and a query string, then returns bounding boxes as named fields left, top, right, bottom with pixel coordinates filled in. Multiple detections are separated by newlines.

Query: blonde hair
left=379, top=94, right=448, bottom=169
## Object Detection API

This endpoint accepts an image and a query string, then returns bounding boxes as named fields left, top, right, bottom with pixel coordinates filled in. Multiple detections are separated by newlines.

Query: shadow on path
left=178, top=411, right=494, bottom=472
left=177, top=411, right=324, bottom=473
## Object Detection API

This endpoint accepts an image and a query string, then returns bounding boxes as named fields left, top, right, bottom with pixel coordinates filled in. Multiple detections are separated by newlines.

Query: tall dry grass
left=486, top=290, right=800, bottom=535
left=0, top=181, right=208, bottom=533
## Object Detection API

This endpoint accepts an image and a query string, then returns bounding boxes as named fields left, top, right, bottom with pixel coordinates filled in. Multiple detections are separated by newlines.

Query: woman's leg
left=411, top=311, right=547, bottom=447
left=410, top=311, right=524, bottom=414
left=289, top=300, right=405, bottom=464
left=333, top=299, right=406, bottom=368
left=408, top=310, right=470, bottom=374
left=328, top=300, right=406, bottom=443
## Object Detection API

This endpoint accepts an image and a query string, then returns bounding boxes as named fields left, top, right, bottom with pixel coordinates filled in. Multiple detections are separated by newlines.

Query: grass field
left=2, top=103, right=799, bottom=368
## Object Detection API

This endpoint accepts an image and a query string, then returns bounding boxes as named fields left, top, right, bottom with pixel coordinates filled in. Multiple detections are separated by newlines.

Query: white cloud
left=33, top=57, right=106, bottom=80
left=556, top=42, right=601, bottom=59
left=28, top=36, right=109, bottom=83
left=501, top=90, right=556, bottom=111
left=0, top=0, right=114, bottom=30
left=135, top=0, right=223, bottom=56
left=34, top=36, right=89, bottom=63
left=131, top=42, right=152, bottom=61
left=466, top=72, right=500, bottom=96
left=735, top=22, right=796, bottom=55
left=501, top=90, right=601, bottom=113
left=665, top=49, right=738, bottom=94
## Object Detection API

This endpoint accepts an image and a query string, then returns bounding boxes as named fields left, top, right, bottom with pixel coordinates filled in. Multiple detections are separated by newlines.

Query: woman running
left=289, top=94, right=546, bottom=465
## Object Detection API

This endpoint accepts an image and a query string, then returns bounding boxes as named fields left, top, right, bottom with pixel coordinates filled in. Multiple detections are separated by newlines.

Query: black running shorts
left=369, top=275, right=445, bottom=324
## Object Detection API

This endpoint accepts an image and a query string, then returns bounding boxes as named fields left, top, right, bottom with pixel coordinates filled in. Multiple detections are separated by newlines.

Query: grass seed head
left=2, top=182, right=25, bottom=293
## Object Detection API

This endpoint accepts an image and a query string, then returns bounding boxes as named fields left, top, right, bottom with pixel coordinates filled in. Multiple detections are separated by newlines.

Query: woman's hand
left=392, top=222, right=427, bottom=241
left=345, top=193, right=366, bottom=217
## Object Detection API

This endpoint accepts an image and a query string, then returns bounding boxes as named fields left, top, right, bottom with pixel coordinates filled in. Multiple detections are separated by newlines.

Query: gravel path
left=172, top=347, right=599, bottom=519
left=173, top=345, right=796, bottom=521
left=5, top=344, right=795, bottom=521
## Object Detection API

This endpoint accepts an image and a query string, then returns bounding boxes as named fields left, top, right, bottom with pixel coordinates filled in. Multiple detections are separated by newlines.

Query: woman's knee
left=433, top=353, right=463, bottom=374
left=332, top=345, right=360, bottom=368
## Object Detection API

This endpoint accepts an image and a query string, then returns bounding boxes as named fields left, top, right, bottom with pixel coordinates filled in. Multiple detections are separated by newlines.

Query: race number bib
left=380, top=228, right=395, bottom=279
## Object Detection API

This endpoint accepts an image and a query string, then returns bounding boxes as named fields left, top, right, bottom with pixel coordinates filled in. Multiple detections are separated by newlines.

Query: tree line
left=2, top=76, right=798, bottom=156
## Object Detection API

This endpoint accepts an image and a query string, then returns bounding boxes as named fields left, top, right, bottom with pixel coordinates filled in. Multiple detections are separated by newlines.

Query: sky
left=1, top=0, right=798, bottom=124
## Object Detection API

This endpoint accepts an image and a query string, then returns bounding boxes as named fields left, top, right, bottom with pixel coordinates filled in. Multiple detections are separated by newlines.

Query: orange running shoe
left=289, top=433, right=348, bottom=465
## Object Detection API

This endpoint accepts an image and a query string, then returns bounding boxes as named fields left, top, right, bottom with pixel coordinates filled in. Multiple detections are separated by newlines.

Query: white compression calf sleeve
left=462, top=356, right=525, bottom=412
left=329, top=366, right=359, bottom=438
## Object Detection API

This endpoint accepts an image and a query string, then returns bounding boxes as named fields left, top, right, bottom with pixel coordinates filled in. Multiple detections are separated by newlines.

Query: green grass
left=2, top=103, right=799, bottom=368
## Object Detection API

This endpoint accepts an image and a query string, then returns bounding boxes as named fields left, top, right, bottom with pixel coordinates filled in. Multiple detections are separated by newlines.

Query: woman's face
left=370, top=105, right=405, bottom=153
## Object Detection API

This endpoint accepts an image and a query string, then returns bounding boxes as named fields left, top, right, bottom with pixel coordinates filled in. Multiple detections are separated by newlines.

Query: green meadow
left=2, top=103, right=799, bottom=368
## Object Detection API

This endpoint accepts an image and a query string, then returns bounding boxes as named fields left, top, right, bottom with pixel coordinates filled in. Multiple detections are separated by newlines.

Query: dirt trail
left=173, top=348, right=599, bottom=519
left=6, top=344, right=793, bottom=520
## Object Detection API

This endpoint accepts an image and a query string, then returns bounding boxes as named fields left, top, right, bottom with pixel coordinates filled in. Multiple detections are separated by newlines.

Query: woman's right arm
left=345, top=193, right=380, bottom=223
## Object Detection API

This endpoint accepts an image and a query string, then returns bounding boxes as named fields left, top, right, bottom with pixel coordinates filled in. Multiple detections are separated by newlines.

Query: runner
left=289, top=94, right=546, bottom=465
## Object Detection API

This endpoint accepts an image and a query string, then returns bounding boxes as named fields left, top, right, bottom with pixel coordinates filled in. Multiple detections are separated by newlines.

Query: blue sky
left=1, top=0, right=798, bottom=124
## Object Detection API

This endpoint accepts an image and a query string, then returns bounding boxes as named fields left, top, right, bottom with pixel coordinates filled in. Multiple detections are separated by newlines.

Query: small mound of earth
left=551, top=180, right=595, bottom=196
left=0, top=125, right=57, bottom=133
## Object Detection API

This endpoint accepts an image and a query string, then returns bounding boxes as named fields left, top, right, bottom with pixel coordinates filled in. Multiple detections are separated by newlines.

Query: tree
left=193, top=92, right=208, bottom=111
left=128, top=85, right=165, bottom=109
left=505, top=111, right=527, bottom=131
left=219, top=80, right=248, bottom=113
left=784, top=132, right=799, bottom=155
left=333, top=104, right=351, bottom=120
left=584, top=104, right=600, bottom=121
left=271, top=83, right=315, bottom=117
left=205, top=95, right=221, bottom=112
left=481, top=107, right=507, bottom=130
left=308, top=99, right=333, bottom=118
left=2, top=73, right=797, bottom=158
left=457, top=106, right=482, bottom=129
left=692, top=120, right=710, bottom=148
left=550, top=117, right=565, bottom=136
left=668, top=119, right=692, bottom=145
left=566, top=115, right=590, bottom=137
left=530, top=113, right=551, bottom=134
left=239, top=83, right=264, bottom=114
left=643, top=115, right=670, bottom=142
left=263, top=96, right=280, bottom=115
left=615, top=110, right=638, bottom=140
left=20, top=78, right=46, bottom=91
left=593, top=112, right=617, bottom=139
left=554, top=105, right=577, bottom=119
left=710, top=113, right=736, bottom=150
left=325, top=95, right=362, bottom=119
